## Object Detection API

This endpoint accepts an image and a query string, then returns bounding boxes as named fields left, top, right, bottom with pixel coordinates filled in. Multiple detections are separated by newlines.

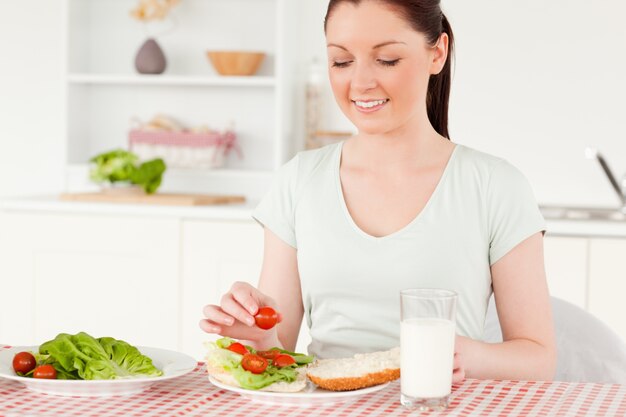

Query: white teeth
left=354, top=99, right=387, bottom=108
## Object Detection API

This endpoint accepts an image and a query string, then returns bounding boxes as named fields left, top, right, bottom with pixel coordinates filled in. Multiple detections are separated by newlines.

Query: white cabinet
left=588, top=238, right=626, bottom=340
left=63, top=0, right=301, bottom=197
left=0, top=210, right=311, bottom=361
left=544, top=234, right=626, bottom=342
left=0, top=212, right=180, bottom=350
left=543, top=236, right=588, bottom=309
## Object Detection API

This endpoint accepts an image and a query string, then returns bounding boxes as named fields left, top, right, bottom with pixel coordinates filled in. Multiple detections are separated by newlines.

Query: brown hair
left=324, top=0, right=455, bottom=139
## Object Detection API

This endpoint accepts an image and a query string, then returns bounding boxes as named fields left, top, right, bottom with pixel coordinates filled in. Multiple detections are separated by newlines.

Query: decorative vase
left=134, top=38, right=166, bottom=74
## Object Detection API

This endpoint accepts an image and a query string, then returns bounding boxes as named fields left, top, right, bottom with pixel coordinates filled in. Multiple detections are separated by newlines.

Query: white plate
left=209, top=375, right=389, bottom=407
left=0, top=346, right=197, bottom=396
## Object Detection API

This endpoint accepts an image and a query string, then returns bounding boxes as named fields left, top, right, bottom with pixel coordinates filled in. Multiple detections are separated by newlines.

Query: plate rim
left=0, top=345, right=197, bottom=385
left=208, top=374, right=389, bottom=398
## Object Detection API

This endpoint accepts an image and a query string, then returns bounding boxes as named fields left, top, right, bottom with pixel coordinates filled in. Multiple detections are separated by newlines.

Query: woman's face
left=325, top=1, right=446, bottom=136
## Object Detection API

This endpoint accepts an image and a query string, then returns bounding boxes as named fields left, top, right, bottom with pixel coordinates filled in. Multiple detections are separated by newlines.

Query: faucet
left=585, top=147, right=626, bottom=213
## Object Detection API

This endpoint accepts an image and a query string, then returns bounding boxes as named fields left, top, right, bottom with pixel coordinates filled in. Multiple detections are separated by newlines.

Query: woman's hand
left=452, top=352, right=465, bottom=384
left=199, top=281, right=282, bottom=348
left=453, top=335, right=466, bottom=384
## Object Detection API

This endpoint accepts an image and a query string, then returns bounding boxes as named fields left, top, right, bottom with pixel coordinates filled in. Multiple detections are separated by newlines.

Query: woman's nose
left=351, top=62, right=377, bottom=92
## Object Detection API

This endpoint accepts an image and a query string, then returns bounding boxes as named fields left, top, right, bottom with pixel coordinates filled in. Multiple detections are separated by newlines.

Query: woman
left=200, top=0, right=556, bottom=382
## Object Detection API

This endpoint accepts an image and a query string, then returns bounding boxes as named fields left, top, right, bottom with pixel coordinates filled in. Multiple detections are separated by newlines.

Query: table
left=1, top=345, right=625, bottom=417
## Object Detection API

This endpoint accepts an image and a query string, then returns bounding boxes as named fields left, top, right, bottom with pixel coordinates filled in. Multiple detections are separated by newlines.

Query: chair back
left=483, top=296, right=626, bottom=384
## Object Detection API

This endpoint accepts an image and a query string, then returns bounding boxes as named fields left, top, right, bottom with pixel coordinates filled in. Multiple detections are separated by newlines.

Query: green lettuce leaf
left=38, top=332, right=163, bottom=380
left=89, top=149, right=138, bottom=183
left=129, top=158, right=166, bottom=194
left=215, top=337, right=236, bottom=350
left=271, top=348, right=315, bottom=365
left=230, top=365, right=299, bottom=390
left=89, top=149, right=166, bottom=194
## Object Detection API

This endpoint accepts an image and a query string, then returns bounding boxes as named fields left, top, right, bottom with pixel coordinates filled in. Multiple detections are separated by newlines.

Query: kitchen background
left=1, top=0, right=625, bottom=359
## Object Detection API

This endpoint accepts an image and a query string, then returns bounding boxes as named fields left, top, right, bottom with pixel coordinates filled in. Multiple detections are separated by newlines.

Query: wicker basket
left=128, top=129, right=240, bottom=169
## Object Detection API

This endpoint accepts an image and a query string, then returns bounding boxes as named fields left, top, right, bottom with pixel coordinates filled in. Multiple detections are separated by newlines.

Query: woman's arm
left=257, top=227, right=304, bottom=352
left=456, top=232, right=557, bottom=381
left=200, top=227, right=304, bottom=352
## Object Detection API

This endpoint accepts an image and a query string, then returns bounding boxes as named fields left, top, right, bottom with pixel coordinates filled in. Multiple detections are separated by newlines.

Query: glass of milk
left=400, top=288, right=457, bottom=411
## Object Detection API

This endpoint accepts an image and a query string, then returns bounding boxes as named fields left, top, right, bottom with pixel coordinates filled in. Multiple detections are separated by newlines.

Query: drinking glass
left=400, top=288, right=457, bottom=411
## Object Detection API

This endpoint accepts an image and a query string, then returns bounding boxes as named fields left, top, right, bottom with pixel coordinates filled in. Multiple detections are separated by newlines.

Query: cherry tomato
left=273, top=354, right=296, bottom=367
left=227, top=342, right=249, bottom=356
left=254, top=306, right=278, bottom=330
left=257, top=349, right=281, bottom=361
left=241, top=353, right=268, bottom=374
left=33, top=364, right=57, bottom=379
left=13, top=352, right=37, bottom=374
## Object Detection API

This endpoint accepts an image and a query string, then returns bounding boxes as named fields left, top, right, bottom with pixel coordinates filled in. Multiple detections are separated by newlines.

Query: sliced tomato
left=257, top=349, right=281, bottom=361
left=33, top=364, right=57, bottom=379
left=227, top=342, right=249, bottom=356
left=254, top=306, right=278, bottom=330
left=241, top=353, right=268, bottom=374
left=273, top=354, right=296, bottom=367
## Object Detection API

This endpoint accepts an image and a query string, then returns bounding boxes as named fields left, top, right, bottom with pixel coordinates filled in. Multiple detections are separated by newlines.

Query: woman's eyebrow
left=327, top=43, right=349, bottom=51
left=327, top=41, right=406, bottom=51
left=372, top=41, right=406, bottom=49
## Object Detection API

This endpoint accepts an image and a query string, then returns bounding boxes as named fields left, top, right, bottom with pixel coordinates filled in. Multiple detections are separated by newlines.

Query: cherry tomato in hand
left=257, top=349, right=281, bottom=361
left=241, top=353, right=268, bottom=374
left=227, top=342, right=249, bottom=356
left=273, top=354, right=296, bottom=367
left=254, top=307, right=278, bottom=330
left=33, top=364, right=57, bottom=379
left=12, top=352, right=37, bottom=374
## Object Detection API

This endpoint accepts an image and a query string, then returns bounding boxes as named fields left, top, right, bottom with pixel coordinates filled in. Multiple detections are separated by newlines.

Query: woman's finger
left=202, top=304, right=235, bottom=326
left=452, top=367, right=465, bottom=384
left=198, top=319, right=221, bottom=334
left=453, top=352, right=461, bottom=370
left=221, top=293, right=256, bottom=326
left=452, top=352, right=465, bottom=383
left=230, top=282, right=262, bottom=316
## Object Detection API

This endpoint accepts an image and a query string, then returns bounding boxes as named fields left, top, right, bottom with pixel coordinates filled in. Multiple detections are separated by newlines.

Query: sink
left=540, top=206, right=626, bottom=222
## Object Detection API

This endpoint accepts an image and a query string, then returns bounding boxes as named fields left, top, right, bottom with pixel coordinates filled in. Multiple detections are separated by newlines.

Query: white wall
left=0, top=0, right=65, bottom=197
left=1, top=0, right=625, bottom=208
left=296, top=0, right=626, bottom=208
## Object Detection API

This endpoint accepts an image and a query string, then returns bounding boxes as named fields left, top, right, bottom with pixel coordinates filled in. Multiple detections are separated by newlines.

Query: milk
left=400, top=317, right=455, bottom=399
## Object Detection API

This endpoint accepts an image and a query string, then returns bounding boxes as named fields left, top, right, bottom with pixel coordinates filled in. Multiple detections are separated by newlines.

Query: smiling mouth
left=352, top=99, right=389, bottom=112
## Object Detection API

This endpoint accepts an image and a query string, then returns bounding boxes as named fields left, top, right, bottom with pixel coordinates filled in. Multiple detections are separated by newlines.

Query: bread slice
left=306, top=347, right=400, bottom=391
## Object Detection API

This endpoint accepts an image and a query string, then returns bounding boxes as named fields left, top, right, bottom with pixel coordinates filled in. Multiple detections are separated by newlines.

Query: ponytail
left=426, top=13, right=454, bottom=140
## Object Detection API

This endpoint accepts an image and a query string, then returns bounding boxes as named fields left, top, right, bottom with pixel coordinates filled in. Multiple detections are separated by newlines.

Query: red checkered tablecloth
left=1, top=345, right=625, bottom=417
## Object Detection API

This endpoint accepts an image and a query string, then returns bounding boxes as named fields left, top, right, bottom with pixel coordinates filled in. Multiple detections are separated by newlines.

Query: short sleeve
left=252, top=155, right=300, bottom=249
left=487, top=160, right=546, bottom=265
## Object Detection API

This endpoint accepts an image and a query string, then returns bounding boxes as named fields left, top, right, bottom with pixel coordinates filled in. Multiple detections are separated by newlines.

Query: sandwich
left=205, top=337, right=315, bottom=392
left=206, top=337, right=400, bottom=393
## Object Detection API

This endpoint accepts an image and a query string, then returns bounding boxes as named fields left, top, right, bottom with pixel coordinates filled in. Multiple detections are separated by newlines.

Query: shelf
left=64, top=163, right=276, bottom=200
left=62, top=0, right=299, bottom=200
left=67, top=73, right=276, bottom=88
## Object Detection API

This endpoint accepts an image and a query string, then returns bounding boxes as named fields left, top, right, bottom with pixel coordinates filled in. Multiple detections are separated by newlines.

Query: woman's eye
left=378, top=59, right=400, bottom=67
left=332, top=61, right=352, bottom=68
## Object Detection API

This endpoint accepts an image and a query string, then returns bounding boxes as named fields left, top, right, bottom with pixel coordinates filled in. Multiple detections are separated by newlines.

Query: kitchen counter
left=544, top=218, right=626, bottom=238
left=3, top=197, right=626, bottom=237
left=0, top=196, right=257, bottom=221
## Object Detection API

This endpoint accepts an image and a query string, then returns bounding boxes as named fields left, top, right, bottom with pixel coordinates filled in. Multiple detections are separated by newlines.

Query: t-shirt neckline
left=334, top=141, right=460, bottom=241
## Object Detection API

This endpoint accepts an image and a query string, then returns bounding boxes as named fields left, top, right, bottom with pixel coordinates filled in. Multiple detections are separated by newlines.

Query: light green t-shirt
left=253, top=142, right=545, bottom=359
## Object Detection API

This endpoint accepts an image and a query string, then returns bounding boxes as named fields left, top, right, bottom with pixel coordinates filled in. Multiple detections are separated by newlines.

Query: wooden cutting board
left=59, top=192, right=246, bottom=206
